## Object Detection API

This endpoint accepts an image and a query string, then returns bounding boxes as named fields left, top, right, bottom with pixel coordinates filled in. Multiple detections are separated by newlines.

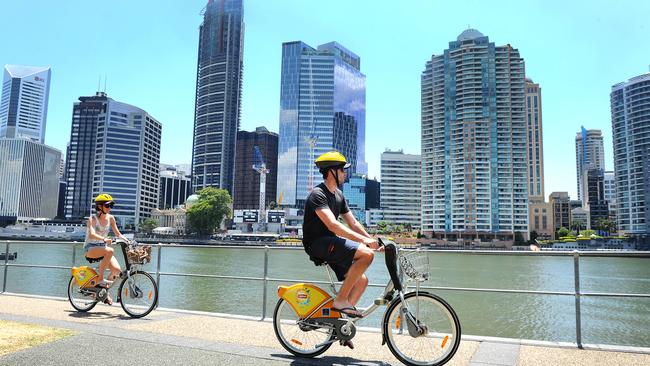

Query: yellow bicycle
left=273, top=238, right=461, bottom=366
left=67, top=239, right=158, bottom=318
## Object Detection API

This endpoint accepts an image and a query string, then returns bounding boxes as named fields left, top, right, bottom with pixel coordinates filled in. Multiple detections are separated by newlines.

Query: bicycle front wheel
left=118, top=271, right=158, bottom=318
left=67, top=276, right=98, bottom=312
left=383, top=291, right=461, bottom=366
left=273, top=298, right=334, bottom=358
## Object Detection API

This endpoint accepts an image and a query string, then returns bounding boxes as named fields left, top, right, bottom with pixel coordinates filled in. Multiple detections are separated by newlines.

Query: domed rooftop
left=457, top=28, right=484, bottom=41
left=185, top=194, right=200, bottom=209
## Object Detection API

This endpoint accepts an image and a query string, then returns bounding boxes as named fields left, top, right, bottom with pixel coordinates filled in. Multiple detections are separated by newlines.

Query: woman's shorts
left=305, top=236, right=360, bottom=281
left=83, top=242, right=106, bottom=253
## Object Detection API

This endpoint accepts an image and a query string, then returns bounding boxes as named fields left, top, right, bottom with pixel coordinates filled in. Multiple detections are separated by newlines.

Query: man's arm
left=315, top=208, right=376, bottom=248
left=341, top=211, right=370, bottom=238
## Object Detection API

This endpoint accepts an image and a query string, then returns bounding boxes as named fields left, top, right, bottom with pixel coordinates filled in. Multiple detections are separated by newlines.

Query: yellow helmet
left=314, top=151, right=351, bottom=170
left=94, top=193, right=114, bottom=203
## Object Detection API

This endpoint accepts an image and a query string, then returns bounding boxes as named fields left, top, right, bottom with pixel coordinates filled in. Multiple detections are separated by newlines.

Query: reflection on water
left=2, top=242, right=649, bottom=347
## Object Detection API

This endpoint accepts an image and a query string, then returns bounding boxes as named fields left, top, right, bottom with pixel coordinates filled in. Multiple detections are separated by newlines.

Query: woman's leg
left=107, top=256, right=121, bottom=281
left=86, top=246, right=113, bottom=283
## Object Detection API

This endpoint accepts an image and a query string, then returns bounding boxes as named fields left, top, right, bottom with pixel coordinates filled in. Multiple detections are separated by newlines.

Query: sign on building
left=267, top=210, right=285, bottom=224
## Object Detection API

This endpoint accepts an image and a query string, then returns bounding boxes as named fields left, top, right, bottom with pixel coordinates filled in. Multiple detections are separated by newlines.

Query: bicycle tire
left=118, top=270, right=158, bottom=318
left=273, top=298, right=334, bottom=357
left=67, top=276, right=98, bottom=312
left=382, top=291, right=461, bottom=366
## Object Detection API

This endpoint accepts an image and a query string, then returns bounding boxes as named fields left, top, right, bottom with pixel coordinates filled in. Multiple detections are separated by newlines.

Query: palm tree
left=570, top=220, right=584, bottom=235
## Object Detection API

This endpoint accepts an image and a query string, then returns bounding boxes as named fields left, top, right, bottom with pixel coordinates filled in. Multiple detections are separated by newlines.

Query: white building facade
left=0, top=65, right=51, bottom=143
left=380, top=150, right=421, bottom=229
left=0, top=139, right=61, bottom=220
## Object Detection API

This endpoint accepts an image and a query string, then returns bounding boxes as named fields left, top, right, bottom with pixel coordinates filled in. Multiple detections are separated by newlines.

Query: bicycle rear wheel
left=273, top=298, right=334, bottom=357
left=118, top=271, right=158, bottom=318
left=67, top=276, right=98, bottom=312
left=383, top=291, right=461, bottom=366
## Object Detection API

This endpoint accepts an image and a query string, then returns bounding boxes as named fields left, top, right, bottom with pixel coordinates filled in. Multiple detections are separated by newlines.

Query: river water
left=2, top=241, right=649, bottom=348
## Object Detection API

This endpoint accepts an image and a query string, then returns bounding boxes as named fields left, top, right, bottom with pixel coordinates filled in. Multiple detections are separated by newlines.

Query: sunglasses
left=103, top=202, right=115, bottom=208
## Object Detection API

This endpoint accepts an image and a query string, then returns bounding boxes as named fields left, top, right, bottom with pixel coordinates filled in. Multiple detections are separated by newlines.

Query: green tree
left=529, top=230, right=539, bottom=244
left=557, top=227, right=570, bottom=238
left=514, top=231, right=526, bottom=245
left=595, top=218, right=616, bottom=236
left=579, top=229, right=596, bottom=237
left=139, top=218, right=158, bottom=234
left=186, top=187, right=232, bottom=236
left=570, top=220, right=584, bottom=234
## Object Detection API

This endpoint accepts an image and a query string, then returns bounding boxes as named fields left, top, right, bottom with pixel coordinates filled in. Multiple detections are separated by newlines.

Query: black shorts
left=305, top=236, right=360, bottom=281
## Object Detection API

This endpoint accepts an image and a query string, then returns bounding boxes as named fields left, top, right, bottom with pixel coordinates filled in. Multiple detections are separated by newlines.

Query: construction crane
left=252, top=146, right=270, bottom=225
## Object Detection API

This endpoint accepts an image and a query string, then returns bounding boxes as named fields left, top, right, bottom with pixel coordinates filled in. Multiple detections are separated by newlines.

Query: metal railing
left=2, top=240, right=650, bottom=348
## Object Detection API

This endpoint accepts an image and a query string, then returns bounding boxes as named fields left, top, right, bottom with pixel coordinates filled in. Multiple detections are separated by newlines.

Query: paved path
left=1, top=294, right=649, bottom=366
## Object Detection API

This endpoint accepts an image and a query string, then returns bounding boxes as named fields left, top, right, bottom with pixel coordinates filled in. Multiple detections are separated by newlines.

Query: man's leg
left=348, top=274, right=368, bottom=306
left=333, top=245, right=373, bottom=310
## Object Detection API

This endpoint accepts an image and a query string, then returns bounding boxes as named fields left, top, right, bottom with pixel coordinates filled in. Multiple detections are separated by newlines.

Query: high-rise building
left=421, top=29, right=528, bottom=240
left=549, top=192, right=571, bottom=235
left=0, top=139, right=61, bottom=222
left=65, top=92, right=162, bottom=228
left=0, top=65, right=51, bottom=143
left=64, top=93, right=106, bottom=220
left=611, top=69, right=650, bottom=238
left=575, top=128, right=605, bottom=201
left=603, top=170, right=617, bottom=220
left=342, top=174, right=367, bottom=223
left=380, top=150, right=421, bottom=229
left=159, top=167, right=192, bottom=210
left=277, top=41, right=366, bottom=207
left=233, top=127, right=278, bottom=209
left=525, top=78, right=545, bottom=199
left=365, top=177, right=380, bottom=210
left=583, top=168, right=609, bottom=230
left=191, top=0, right=244, bottom=194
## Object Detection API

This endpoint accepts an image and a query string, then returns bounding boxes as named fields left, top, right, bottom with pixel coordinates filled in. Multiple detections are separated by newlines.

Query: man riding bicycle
left=302, top=151, right=380, bottom=320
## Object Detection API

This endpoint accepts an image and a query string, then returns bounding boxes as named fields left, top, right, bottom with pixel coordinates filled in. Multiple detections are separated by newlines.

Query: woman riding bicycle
left=84, top=193, right=128, bottom=305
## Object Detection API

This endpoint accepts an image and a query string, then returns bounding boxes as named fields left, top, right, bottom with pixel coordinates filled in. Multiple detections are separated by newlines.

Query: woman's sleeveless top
left=84, top=214, right=111, bottom=244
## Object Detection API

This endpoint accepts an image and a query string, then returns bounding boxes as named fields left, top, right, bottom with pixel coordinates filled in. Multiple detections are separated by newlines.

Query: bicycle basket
left=126, top=243, right=152, bottom=264
left=399, top=250, right=429, bottom=281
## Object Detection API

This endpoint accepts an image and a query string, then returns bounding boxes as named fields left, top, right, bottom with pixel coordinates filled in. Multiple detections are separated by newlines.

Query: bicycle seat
left=85, top=256, right=103, bottom=263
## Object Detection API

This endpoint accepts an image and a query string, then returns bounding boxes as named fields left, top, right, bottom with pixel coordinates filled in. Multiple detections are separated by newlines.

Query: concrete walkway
left=1, top=293, right=648, bottom=366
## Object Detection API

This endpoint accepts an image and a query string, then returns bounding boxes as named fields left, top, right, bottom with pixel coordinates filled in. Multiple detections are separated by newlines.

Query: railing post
left=573, top=250, right=583, bottom=349
left=155, top=243, right=162, bottom=309
left=155, top=243, right=162, bottom=286
left=71, top=242, right=76, bottom=267
left=262, top=245, right=269, bottom=320
left=3, top=241, right=10, bottom=293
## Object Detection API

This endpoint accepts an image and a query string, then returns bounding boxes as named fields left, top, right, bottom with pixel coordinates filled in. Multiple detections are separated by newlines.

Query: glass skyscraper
left=421, top=29, right=528, bottom=240
left=611, top=69, right=650, bottom=237
left=575, top=127, right=605, bottom=202
left=0, top=65, right=51, bottom=143
left=65, top=92, right=162, bottom=229
left=342, top=174, right=368, bottom=223
left=191, top=0, right=244, bottom=194
left=277, top=41, right=366, bottom=207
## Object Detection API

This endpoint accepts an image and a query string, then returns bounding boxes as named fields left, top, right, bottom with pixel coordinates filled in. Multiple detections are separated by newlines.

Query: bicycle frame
left=301, top=239, right=423, bottom=337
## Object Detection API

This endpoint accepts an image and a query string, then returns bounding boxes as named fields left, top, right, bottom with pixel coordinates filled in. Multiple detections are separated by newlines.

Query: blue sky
left=2, top=0, right=649, bottom=199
